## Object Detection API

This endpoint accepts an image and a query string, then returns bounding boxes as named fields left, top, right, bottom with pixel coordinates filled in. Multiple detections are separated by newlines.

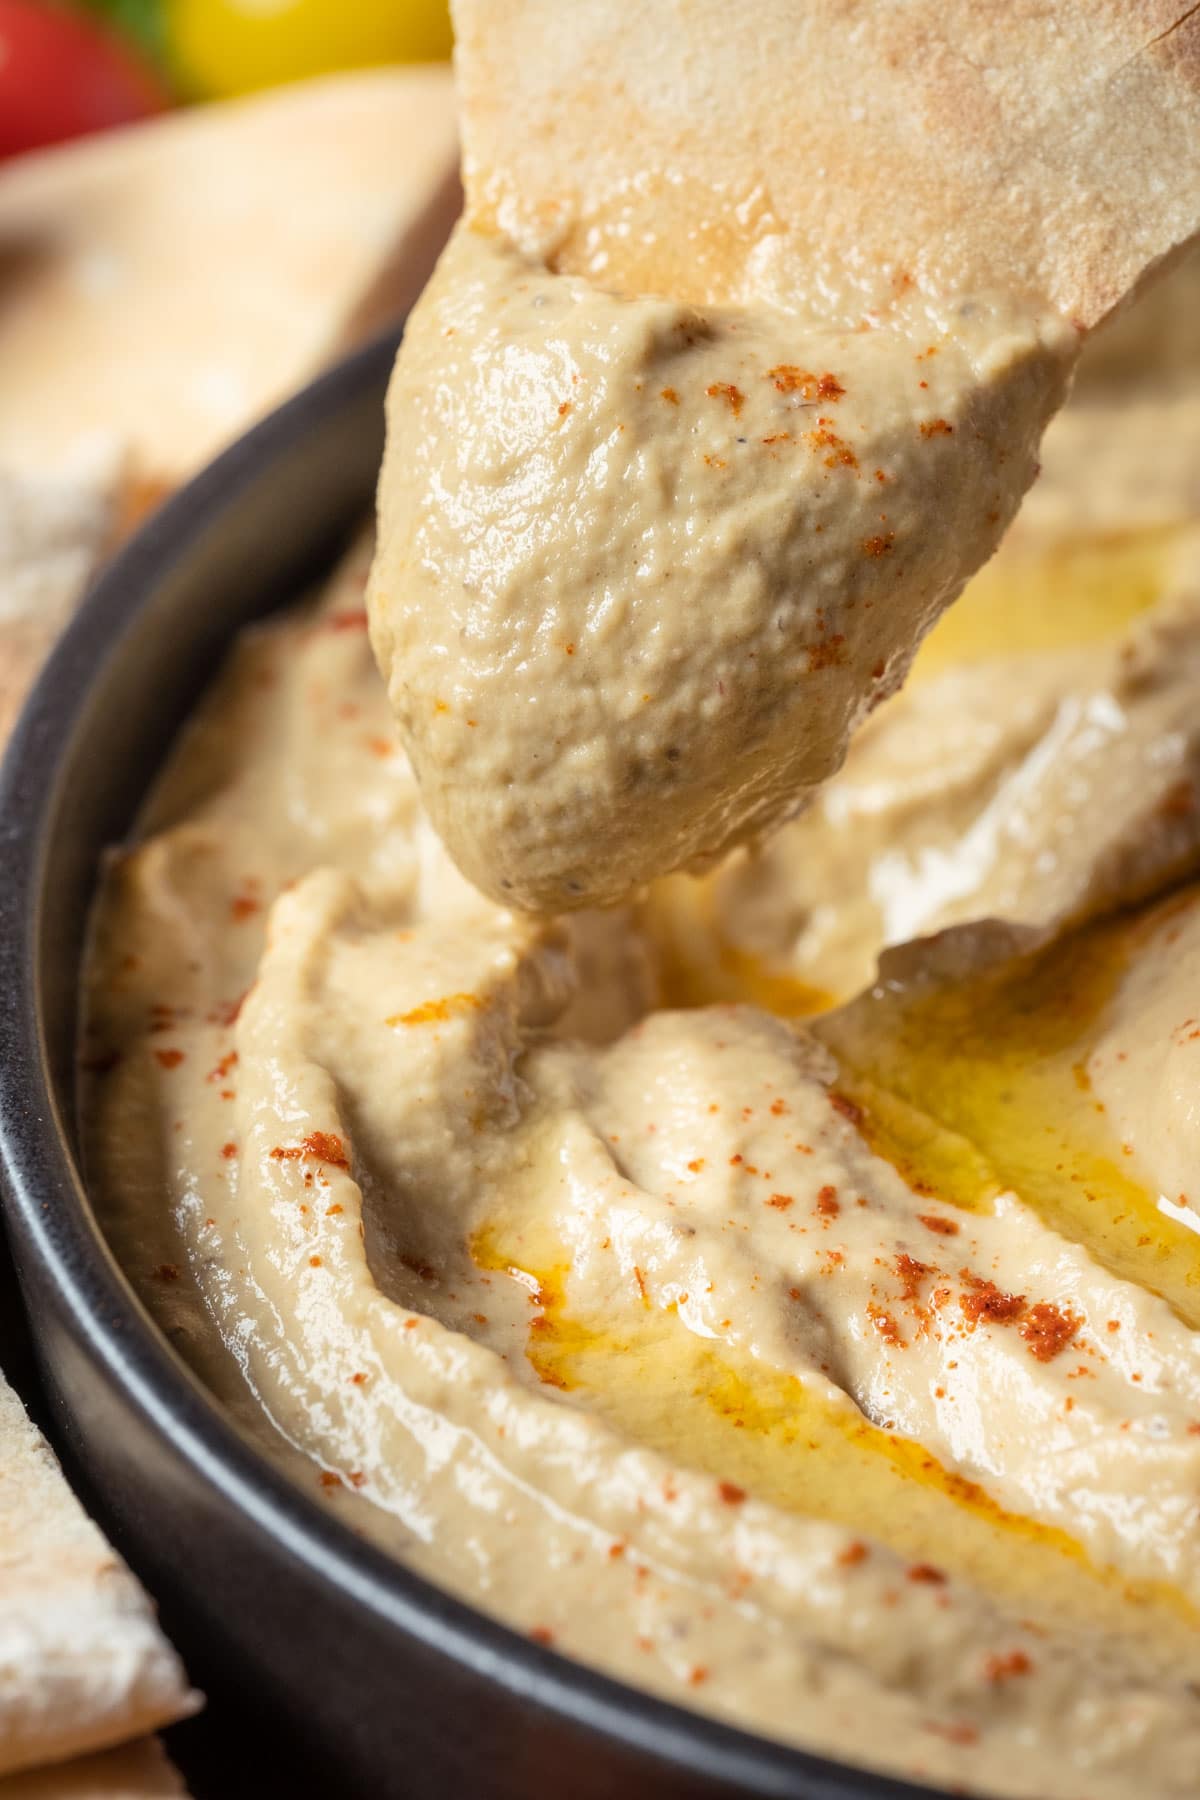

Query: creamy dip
left=649, top=251, right=1200, bottom=1007
left=370, top=223, right=1075, bottom=910
left=85, top=429, right=1200, bottom=1797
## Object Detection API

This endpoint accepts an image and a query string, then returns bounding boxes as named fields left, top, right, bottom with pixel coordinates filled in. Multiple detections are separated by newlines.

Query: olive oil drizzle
left=816, top=895, right=1200, bottom=1327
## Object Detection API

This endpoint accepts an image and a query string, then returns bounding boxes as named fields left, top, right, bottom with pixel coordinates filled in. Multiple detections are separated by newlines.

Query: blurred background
left=0, top=0, right=454, bottom=159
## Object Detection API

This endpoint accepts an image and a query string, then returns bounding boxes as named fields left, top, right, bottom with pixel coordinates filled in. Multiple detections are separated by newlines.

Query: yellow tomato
left=168, top=0, right=453, bottom=99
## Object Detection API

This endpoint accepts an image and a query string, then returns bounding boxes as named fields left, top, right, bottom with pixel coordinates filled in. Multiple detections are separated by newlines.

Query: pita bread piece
left=453, top=0, right=1200, bottom=324
left=0, top=1740, right=185, bottom=1800
left=0, top=67, right=459, bottom=481
left=0, top=1378, right=199, bottom=1779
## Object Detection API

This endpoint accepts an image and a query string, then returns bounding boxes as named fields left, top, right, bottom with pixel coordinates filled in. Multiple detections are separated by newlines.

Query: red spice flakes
left=769, top=1098, right=789, bottom=1117
left=207, top=1050, right=239, bottom=1084
left=868, top=1304, right=903, bottom=1344
left=557, top=401, right=572, bottom=418
left=687, top=1665, right=709, bottom=1687
left=919, top=418, right=954, bottom=438
left=706, top=382, right=744, bottom=416
left=230, top=894, right=260, bottom=922
left=326, top=609, right=369, bottom=633
left=830, top=1092, right=864, bottom=1128
left=529, top=1626, right=555, bottom=1647
left=919, top=1212, right=959, bottom=1237
left=896, top=1252, right=933, bottom=1299
left=154, top=1263, right=180, bottom=1283
left=687, top=1157, right=705, bottom=1173
left=768, top=366, right=844, bottom=401
left=1019, top=1302, right=1079, bottom=1363
left=717, top=1481, right=747, bottom=1506
left=608, top=1540, right=626, bottom=1559
left=807, top=426, right=858, bottom=469
left=837, top=1540, right=869, bottom=1567
left=959, top=1272, right=1026, bottom=1326
left=660, top=386, right=679, bottom=404
left=925, top=1722, right=979, bottom=1748
left=326, top=1202, right=343, bottom=1217
left=761, top=432, right=791, bottom=445
left=788, top=1286, right=803, bottom=1301
left=1106, top=1319, right=1121, bottom=1333
left=862, top=532, right=895, bottom=557
left=633, top=1267, right=649, bottom=1304
left=985, top=1650, right=1032, bottom=1683
left=767, top=1193, right=794, bottom=1211
left=220, top=1142, right=237, bottom=1160
left=729, top=1153, right=743, bottom=1167
left=816, top=1185, right=840, bottom=1217
left=270, top=1130, right=349, bottom=1170
left=908, top=1563, right=946, bottom=1585
left=403, top=1318, right=420, bottom=1331
left=309, top=1255, right=322, bottom=1268
left=154, top=1048, right=185, bottom=1071
left=350, top=1372, right=368, bottom=1386
left=805, top=633, right=847, bottom=671
left=318, top=1471, right=341, bottom=1489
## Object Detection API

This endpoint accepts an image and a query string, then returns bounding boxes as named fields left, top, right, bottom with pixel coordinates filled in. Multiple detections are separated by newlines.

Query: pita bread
left=453, top=0, right=1200, bottom=326
left=0, top=1379, right=198, bottom=1779
left=0, top=454, right=125, bottom=743
left=0, top=67, right=459, bottom=481
left=0, top=64, right=459, bottom=757
left=0, top=1740, right=184, bottom=1800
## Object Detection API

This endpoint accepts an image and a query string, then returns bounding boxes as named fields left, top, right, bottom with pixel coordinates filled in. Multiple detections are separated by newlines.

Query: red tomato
left=0, top=0, right=168, bottom=160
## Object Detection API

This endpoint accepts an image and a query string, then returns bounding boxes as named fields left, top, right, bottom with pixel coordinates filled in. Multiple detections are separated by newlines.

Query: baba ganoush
left=82, top=252, right=1200, bottom=1798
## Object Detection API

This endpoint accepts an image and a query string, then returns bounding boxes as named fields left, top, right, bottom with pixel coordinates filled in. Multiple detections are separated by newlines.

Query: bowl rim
left=0, top=331, right=935, bottom=1800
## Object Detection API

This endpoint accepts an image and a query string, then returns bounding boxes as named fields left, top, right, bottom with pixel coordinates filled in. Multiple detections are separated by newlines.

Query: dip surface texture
left=370, top=225, right=1075, bottom=909
left=82, top=261, right=1200, bottom=1798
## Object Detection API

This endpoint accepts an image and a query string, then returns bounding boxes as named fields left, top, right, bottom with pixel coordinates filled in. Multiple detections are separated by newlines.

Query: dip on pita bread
left=81, top=244, right=1200, bottom=1797
left=370, top=223, right=1073, bottom=910
left=366, top=0, right=1199, bottom=910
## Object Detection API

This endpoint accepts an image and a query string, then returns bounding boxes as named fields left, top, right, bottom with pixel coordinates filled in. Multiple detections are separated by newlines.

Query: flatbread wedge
left=0, top=67, right=459, bottom=481
left=0, top=1378, right=198, bottom=1779
left=0, top=1740, right=185, bottom=1800
left=453, top=0, right=1200, bottom=324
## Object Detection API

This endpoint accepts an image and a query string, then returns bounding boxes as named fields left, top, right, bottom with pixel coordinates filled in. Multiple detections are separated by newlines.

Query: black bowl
left=0, top=331, right=932, bottom=1800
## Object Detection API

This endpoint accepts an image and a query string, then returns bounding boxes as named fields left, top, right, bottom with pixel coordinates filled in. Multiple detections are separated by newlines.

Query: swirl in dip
left=82, top=253, right=1200, bottom=1797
